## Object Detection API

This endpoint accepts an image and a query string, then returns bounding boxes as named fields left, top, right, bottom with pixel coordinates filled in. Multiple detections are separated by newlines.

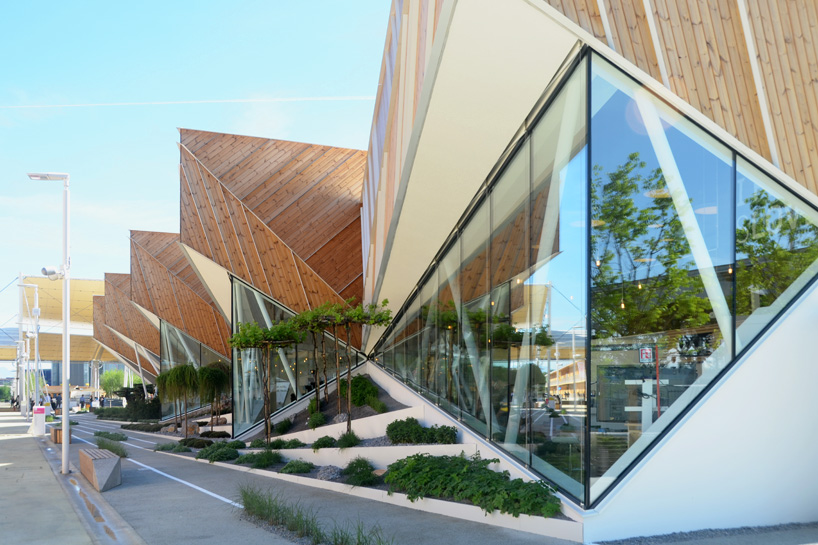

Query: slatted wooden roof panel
left=179, top=143, right=359, bottom=346
left=132, top=240, right=230, bottom=356
left=604, top=0, right=663, bottom=82
left=306, top=217, right=364, bottom=302
left=544, top=0, right=607, bottom=42
left=93, top=295, right=137, bottom=364
left=102, top=274, right=160, bottom=355
left=130, top=231, right=210, bottom=301
left=748, top=0, right=818, bottom=193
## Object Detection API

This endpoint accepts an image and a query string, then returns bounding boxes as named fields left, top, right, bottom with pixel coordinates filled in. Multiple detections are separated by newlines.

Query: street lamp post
left=28, top=172, right=70, bottom=475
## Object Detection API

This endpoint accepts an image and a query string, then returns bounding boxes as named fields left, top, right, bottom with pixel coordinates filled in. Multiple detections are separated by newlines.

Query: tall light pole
left=28, top=172, right=70, bottom=475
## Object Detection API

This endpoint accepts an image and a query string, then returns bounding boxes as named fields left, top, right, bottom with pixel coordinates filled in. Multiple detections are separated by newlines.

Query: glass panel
left=735, top=158, right=818, bottom=351
left=589, top=54, right=734, bottom=501
left=404, top=297, right=422, bottom=390
left=436, top=240, right=460, bottom=415
left=459, top=200, right=490, bottom=437
left=418, top=273, right=439, bottom=403
left=159, top=321, right=219, bottom=420
left=526, top=58, right=587, bottom=500
left=491, top=140, right=530, bottom=286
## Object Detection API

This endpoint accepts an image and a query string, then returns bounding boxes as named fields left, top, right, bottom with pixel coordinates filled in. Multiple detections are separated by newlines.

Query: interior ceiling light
left=644, top=189, right=672, bottom=199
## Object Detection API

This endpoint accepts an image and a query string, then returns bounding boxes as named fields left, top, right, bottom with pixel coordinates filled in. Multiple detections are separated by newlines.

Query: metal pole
left=61, top=175, right=71, bottom=475
left=18, top=273, right=25, bottom=418
left=34, top=287, right=40, bottom=408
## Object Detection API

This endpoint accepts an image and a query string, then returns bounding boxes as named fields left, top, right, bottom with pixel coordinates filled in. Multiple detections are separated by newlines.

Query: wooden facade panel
left=222, top=187, right=272, bottom=294
left=339, top=274, right=364, bottom=306
left=181, top=148, right=233, bottom=270
left=180, top=130, right=268, bottom=180
left=180, top=164, right=214, bottom=262
left=749, top=0, right=818, bottom=191
left=130, top=240, right=155, bottom=314
left=104, top=275, right=160, bottom=356
left=131, top=232, right=212, bottom=304
left=306, top=217, right=365, bottom=295
left=93, top=296, right=137, bottom=365
left=200, top=167, right=252, bottom=281
left=245, top=212, right=307, bottom=312
left=133, top=243, right=186, bottom=331
left=546, top=0, right=606, bottom=41
left=606, top=0, right=662, bottom=81
left=129, top=231, right=178, bottom=260
left=171, top=274, right=230, bottom=356
left=220, top=140, right=313, bottom=200
left=294, top=258, right=345, bottom=311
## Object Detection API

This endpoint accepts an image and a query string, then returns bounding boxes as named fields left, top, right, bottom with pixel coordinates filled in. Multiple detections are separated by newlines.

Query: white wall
left=583, top=282, right=818, bottom=543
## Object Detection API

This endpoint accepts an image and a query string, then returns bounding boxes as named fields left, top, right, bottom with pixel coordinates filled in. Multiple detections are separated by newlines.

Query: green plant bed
left=93, top=431, right=128, bottom=441
left=338, top=375, right=379, bottom=407
left=366, top=394, right=388, bottom=414
left=279, top=459, right=314, bottom=474
left=195, top=442, right=240, bottom=463
left=342, top=457, right=380, bottom=487
left=385, top=417, right=456, bottom=445
left=274, top=418, right=293, bottom=435
left=385, top=453, right=560, bottom=518
left=268, top=438, right=305, bottom=450
left=200, top=430, right=231, bottom=438
left=225, top=439, right=246, bottom=449
left=121, top=423, right=164, bottom=432
left=308, top=411, right=326, bottom=430
left=311, top=435, right=336, bottom=451
left=336, top=431, right=360, bottom=449
left=235, top=450, right=283, bottom=468
left=155, top=442, right=176, bottom=451
left=179, top=437, right=213, bottom=448
left=95, top=438, right=128, bottom=458
left=249, top=438, right=268, bottom=449
left=70, top=420, right=79, bottom=426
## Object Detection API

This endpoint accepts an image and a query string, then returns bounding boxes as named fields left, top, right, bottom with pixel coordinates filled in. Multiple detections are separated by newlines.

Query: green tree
left=0, top=385, right=11, bottom=402
left=291, top=307, right=332, bottom=408
left=101, top=370, right=125, bottom=398
left=168, top=364, right=198, bottom=438
left=198, top=364, right=230, bottom=428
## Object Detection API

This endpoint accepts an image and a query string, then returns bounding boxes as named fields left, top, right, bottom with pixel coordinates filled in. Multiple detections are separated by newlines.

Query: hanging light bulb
left=595, top=260, right=601, bottom=267
left=638, top=282, right=642, bottom=289
left=728, top=266, right=733, bottom=274
left=620, top=298, right=625, bottom=309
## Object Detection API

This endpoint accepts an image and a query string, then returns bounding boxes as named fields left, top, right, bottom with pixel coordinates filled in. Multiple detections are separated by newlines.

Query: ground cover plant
left=342, top=457, right=379, bottom=487
left=195, top=441, right=240, bottom=463
left=121, top=423, right=164, bottom=433
left=308, top=411, right=326, bottom=430
left=336, top=431, right=360, bottom=449
left=225, top=439, right=246, bottom=449
left=93, top=431, right=128, bottom=441
left=269, top=438, right=306, bottom=450
left=384, top=453, right=561, bottom=518
left=311, top=435, right=336, bottom=452
left=154, top=442, right=190, bottom=453
left=238, top=484, right=394, bottom=545
left=179, top=437, right=213, bottom=448
left=235, top=449, right=283, bottom=469
left=280, top=459, right=315, bottom=474
left=250, top=438, right=268, bottom=448
left=385, top=417, right=456, bottom=445
left=95, top=438, right=128, bottom=457
left=200, top=430, right=230, bottom=439
left=339, top=375, right=387, bottom=413
left=275, top=418, right=293, bottom=435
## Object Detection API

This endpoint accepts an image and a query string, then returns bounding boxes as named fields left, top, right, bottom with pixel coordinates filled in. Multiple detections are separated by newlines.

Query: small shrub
left=307, top=398, right=318, bottom=415
left=195, top=441, right=240, bottom=463
left=197, top=420, right=210, bottom=427
left=155, top=442, right=176, bottom=452
left=336, top=431, right=360, bottom=449
left=386, top=417, right=456, bottom=445
left=93, top=431, right=128, bottom=442
left=366, top=394, right=388, bottom=414
left=269, top=438, right=306, bottom=450
left=342, top=456, right=379, bottom=486
left=235, top=450, right=283, bottom=468
left=280, top=460, right=314, bottom=474
left=121, top=423, right=164, bottom=433
left=179, top=437, right=213, bottom=449
left=70, top=420, right=79, bottom=426
left=308, top=411, right=326, bottom=430
left=311, top=435, right=336, bottom=452
left=338, top=375, right=378, bottom=407
left=274, top=418, right=292, bottom=435
left=225, top=439, right=246, bottom=449
left=200, top=430, right=230, bottom=439
left=249, top=438, right=268, bottom=449
left=95, top=438, right=128, bottom=458
left=172, top=443, right=192, bottom=453
left=45, top=415, right=54, bottom=422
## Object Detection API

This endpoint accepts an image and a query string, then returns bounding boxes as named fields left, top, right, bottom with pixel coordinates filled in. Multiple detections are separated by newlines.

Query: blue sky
left=0, top=1, right=390, bottom=375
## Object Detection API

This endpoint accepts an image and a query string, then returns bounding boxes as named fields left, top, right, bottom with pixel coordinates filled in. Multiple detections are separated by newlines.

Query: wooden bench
left=79, top=448, right=122, bottom=492
left=50, top=426, right=71, bottom=444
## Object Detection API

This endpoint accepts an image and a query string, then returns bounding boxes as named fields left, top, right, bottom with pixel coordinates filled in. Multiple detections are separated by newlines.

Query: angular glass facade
left=159, top=320, right=229, bottom=420
left=373, top=50, right=818, bottom=507
left=232, top=278, right=364, bottom=437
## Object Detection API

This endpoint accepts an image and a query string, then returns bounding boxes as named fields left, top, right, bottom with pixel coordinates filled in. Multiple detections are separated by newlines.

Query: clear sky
left=0, top=1, right=391, bottom=376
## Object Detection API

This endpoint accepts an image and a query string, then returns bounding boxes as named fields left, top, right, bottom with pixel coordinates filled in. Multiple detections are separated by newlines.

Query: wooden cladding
left=93, top=295, right=137, bottom=366
left=102, top=273, right=160, bottom=356
left=131, top=238, right=231, bottom=357
left=179, top=129, right=366, bottom=304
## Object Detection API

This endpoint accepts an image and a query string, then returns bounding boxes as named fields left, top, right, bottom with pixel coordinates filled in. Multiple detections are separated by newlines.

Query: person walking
left=80, top=394, right=86, bottom=410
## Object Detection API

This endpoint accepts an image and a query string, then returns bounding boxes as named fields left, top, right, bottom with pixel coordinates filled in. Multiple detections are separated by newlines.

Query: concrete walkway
left=3, top=405, right=817, bottom=545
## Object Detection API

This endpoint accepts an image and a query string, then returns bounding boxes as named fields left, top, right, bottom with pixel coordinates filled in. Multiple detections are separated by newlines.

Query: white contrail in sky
left=0, top=96, right=375, bottom=109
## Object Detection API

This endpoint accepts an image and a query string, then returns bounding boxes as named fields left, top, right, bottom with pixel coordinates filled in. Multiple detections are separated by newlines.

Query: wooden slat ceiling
left=179, top=128, right=366, bottom=303
left=178, top=143, right=362, bottom=347
left=131, top=238, right=231, bottom=356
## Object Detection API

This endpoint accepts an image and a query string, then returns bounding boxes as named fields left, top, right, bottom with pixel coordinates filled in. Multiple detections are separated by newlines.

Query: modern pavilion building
left=92, top=1, right=818, bottom=542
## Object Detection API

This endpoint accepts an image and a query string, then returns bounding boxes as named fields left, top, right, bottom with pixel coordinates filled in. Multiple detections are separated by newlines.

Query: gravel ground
left=598, top=521, right=818, bottom=544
